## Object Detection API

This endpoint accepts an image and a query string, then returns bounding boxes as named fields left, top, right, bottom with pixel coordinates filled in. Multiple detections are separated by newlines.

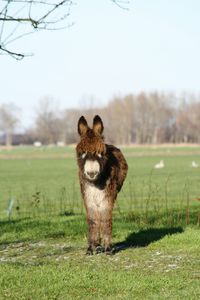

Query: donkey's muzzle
left=84, top=160, right=100, bottom=181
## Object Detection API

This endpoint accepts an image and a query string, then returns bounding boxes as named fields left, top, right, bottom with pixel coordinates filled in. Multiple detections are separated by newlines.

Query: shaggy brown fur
left=76, top=115, right=128, bottom=255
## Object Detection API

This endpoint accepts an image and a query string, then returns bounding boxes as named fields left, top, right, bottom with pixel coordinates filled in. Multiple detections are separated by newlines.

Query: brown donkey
left=76, top=115, right=128, bottom=254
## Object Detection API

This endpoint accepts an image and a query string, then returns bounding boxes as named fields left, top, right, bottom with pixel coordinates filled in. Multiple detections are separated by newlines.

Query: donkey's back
left=105, top=144, right=128, bottom=193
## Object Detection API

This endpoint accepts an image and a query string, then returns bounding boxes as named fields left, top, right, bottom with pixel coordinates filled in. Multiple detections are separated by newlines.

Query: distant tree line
left=1, top=92, right=200, bottom=146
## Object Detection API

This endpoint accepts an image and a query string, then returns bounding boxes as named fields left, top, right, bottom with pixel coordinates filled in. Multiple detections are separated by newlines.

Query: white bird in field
left=191, top=161, right=198, bottom=168
left=154, top=160, right=164, bottom=169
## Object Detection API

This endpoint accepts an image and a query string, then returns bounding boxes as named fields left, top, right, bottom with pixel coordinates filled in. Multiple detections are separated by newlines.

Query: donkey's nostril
left=87, top=171, right=98, bottom=178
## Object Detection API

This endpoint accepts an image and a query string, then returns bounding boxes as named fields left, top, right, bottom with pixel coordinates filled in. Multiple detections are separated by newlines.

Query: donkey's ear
left=78, top=116, right=88, bottom=136
left=93, top=115, right=104, bottom=136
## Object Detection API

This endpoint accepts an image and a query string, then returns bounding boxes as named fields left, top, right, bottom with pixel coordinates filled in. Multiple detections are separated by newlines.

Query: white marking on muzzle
left=84, top=160, right=100, bottom=180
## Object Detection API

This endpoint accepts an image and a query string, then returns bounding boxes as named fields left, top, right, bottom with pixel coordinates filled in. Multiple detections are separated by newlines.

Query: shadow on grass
left=113, top=227, right=184, bottom=253
left=0, top=216, right=86, bottom=247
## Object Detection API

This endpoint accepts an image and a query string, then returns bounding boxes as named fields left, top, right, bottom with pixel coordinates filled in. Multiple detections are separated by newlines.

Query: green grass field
left=0, top=145, right=200, bottom=299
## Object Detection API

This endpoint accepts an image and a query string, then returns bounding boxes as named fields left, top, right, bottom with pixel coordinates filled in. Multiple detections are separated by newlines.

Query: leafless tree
left=34, top=97, right=65, bottom=144
left=0, top=103, right=19, bottom=146
left=102, top=96, right=135, bottom=145
left=176, top=97, right=200, bottom=143
left=0, top=0, right=129, bottom=60
left=146, top=92, right=175, bottom=144
left=62, top=108, right=81, bottom=144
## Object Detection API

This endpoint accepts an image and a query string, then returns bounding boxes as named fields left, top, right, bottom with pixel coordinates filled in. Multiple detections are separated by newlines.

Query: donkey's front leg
left=86, top=211, right=100, bottom=255
left=101, top=210, right=113, bottom=255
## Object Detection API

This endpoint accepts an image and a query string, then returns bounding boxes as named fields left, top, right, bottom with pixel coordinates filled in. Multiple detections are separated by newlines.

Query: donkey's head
left=76, top=115, right=107, bottom=182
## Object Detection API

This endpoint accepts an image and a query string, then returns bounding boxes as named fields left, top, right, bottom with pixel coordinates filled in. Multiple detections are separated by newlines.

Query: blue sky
left=0, top=0, right=200, bottom=129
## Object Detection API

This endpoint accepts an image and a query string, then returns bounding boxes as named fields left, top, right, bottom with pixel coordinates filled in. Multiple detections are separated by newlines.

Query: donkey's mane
left=76, top=129, right=106, bottom=154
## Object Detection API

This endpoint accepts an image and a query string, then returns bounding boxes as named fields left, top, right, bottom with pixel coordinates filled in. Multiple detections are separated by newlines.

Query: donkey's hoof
left=86, top=247, right=93, bottom=255
left=105, top=247, right=113, bottom=255
left=95, top=245, right=104, bottom=254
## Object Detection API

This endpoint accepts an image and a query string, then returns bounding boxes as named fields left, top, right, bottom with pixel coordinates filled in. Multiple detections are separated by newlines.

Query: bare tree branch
left=0, top=0, right=130, bottom=59
left=0, top=0, right=73, bottom=59
left=111, top=0, right=130, bottom=10
left=0, top=44, right=25, bottom=59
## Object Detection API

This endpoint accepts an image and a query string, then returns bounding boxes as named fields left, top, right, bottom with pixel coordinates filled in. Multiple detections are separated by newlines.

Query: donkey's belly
left=84, top=184, right=109, bottom=212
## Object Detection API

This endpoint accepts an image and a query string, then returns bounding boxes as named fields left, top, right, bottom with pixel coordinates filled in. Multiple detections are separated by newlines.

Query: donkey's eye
left=81, top=153, right=87, bottom=159
left=97, top=153, right=102, bottom=158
